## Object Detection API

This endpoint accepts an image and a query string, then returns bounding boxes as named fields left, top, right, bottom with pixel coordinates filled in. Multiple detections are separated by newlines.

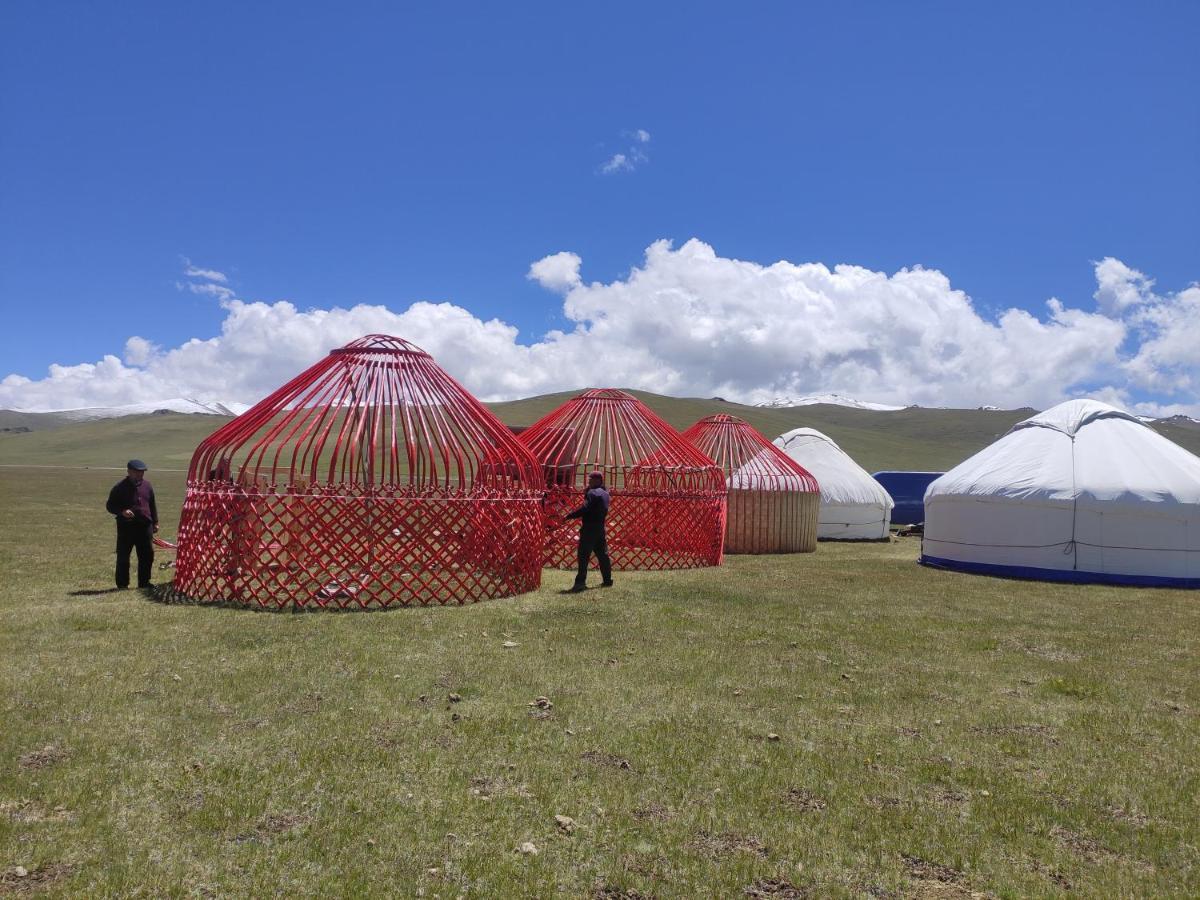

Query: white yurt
left=921, top=399, right=1200, bottom=587
left=773, top=428, right=894, bottom=539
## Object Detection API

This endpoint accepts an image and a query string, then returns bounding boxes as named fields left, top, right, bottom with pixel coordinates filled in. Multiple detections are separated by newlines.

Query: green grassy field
left=3, top=442, right=1199, bottom=896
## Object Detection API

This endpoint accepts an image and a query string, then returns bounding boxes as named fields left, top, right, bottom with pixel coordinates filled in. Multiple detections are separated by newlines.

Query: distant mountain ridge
left=9, top=397, right=251, bottom=421
left=5, top=389, right=1200, bottom=475
left=755, top=393, right=907, bottom=412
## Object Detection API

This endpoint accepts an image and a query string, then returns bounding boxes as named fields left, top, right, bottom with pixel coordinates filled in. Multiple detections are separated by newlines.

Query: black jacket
left=566, top=487, right=610, bottom=527
left=106, top=478, right=158, bottom=525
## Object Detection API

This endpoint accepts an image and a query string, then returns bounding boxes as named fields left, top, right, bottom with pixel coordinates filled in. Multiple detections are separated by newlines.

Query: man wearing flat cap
left=105, top=459, right=158, bottom=589
left=564, top=469, right=613, bottom=593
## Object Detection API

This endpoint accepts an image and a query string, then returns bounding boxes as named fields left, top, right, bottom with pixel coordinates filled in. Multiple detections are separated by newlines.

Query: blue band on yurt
left=919, top=555, right=1200, bottom=589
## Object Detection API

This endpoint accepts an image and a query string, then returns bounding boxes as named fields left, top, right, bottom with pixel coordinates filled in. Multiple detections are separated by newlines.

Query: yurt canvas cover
left=773, top=427, right=894, bottom=540
left=921, top=399, right=1200, bottom=587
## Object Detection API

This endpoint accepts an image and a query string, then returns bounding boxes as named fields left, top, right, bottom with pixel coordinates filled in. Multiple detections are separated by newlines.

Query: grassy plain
left=2, top=457, right=1198, bottom=897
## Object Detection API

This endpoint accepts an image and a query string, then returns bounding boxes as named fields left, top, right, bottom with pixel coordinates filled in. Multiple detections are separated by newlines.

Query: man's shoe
left=567, top=584, right=587, bottom=594
left=601, top=581, right=615, bottom=588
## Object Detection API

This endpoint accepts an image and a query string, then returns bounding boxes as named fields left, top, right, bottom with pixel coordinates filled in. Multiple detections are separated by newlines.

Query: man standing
left=105, top=459, right=158, bottom=589
left=565, top=470, right=613, bottom=593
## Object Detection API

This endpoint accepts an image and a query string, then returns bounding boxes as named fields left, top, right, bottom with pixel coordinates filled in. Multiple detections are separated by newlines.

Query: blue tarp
left=871, top=471, right=942, bottom=525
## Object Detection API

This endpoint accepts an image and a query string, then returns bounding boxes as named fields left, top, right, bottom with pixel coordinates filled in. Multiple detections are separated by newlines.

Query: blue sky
left=1, top=2, right=1198, bottom=413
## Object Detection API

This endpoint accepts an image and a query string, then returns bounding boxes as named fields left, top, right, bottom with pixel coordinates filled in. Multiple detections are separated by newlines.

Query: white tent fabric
left=922, top=399, right=1200, bottom=586
left=773, top=428, right=894, bottom=539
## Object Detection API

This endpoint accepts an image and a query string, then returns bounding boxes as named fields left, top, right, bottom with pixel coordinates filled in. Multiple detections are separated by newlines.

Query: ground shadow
left=67, top=587, right=126, bottom=596
left=144, top=582, right=515, bottom=614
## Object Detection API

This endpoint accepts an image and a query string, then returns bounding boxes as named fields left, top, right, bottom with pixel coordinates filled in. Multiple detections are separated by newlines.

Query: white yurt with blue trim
left=773, top=427, right=894, bottom=539
left=921, top=399, right=1200, bottom=587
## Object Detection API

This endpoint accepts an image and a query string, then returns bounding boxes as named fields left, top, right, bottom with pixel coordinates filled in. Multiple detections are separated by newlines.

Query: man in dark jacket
left=105, top=459, right=158, bottom=589
left=565, top=470, right=613, bottom=593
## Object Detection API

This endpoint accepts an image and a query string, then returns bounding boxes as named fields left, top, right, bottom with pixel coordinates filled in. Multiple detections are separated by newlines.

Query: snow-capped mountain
left=19, top=398, right=251, bottom=421
left=1156, top=414, right=1200, bottom=430
left=755, top=393, right=906, bottom=412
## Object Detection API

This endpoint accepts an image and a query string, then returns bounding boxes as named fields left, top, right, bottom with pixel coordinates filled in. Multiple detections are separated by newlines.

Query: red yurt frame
left=173, top=335, right=545, bottom=609
left=519, top=389, right=726, bottom=570
left=682, top=414, right=821, bottom=553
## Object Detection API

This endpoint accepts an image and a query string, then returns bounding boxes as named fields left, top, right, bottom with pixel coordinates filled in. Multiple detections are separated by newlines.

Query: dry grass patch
left=783, top=788, right=827, bottom=813
left=631, top=803, right=672, bottom=822
left=0, top=864, right=75, bottom=896
left=0, top=800, right=72, bottom=824
left=15, top=746, right=67, bottom=771
left=690, top=830, right=769, bottom=859
left=580, top=749, right=633, bottom=771
left=743, top=877, right=811, bottom=897
left=900, top=854, right=990, bottom=898
left=1050, top=824, right=1116, bottom=863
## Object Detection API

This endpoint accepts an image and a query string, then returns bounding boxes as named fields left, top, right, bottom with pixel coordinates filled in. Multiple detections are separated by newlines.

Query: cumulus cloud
left=1093, top=256, right=1154, bottom=316
left=2, top=241, right=1197, bottom=417
left=1122, top=283, right=1200, bottom=398
left=123, top=336, right=159, bottom=366
left=527, top=251, right=582, bottom=292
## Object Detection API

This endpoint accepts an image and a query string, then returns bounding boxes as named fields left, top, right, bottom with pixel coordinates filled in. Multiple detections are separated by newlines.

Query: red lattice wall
left=173, top=336, right=544, bottom=608
left=520, top=389, right=726, bottom=570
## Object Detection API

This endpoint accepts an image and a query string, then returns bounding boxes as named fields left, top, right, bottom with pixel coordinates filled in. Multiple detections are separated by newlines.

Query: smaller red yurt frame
left=173, top=335, right=545, bottom=609
left=682, top=414, right=821, bottom=553
left=519, top=389, right=726, bottom=570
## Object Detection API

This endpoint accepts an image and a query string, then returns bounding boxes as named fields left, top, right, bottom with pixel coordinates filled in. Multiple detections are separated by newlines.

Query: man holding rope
left=105, top=459, right=159, bottom=589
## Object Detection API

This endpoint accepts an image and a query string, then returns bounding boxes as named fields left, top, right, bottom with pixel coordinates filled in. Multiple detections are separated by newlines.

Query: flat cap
left=126, top=459, right=148, bottom=471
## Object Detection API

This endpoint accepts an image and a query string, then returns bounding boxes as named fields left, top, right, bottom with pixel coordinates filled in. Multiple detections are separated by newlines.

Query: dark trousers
left=116, top=520, right=154, bottom=588
left=575, top=524, right=612, bottom=588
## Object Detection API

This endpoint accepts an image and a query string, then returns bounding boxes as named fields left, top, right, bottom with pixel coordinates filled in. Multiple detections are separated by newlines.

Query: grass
left=2, top=464, right=1198, bottom=897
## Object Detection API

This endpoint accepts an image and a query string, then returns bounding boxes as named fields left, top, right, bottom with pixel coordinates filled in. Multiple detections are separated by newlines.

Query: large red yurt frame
left=519, top=389, right=726, bottom=570
left=173, top=335, right=545, bottom=609
left=682, top=414, right=821, bottom=553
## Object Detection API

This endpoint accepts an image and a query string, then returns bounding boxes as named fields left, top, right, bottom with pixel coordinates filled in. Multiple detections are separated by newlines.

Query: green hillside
left=3, top=394, right=1200, bottom=475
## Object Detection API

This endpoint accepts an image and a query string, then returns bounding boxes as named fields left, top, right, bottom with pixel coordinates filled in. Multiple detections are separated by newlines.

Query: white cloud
left=183, top=262, right=228, bottom=283
left=178, top=258, right=236, bottom=302
left=1093, top=256, right=1154, bottom=316
left=527, top=251, right=582, bottom=292
left=184, top=281, right=236, bottom=302
left=123, top=336, right=159, bottom=366
left=599, top=129, right=651, bottom=174
left=1123, top=283, right=1200, bottom=396
left=601, top=153, right=631, bottom=174
left=2, top=241, right=1197, bottom=417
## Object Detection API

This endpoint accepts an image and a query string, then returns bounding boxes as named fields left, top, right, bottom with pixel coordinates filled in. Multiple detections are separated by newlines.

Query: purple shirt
left=106, top=476, right=158, bottom=525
